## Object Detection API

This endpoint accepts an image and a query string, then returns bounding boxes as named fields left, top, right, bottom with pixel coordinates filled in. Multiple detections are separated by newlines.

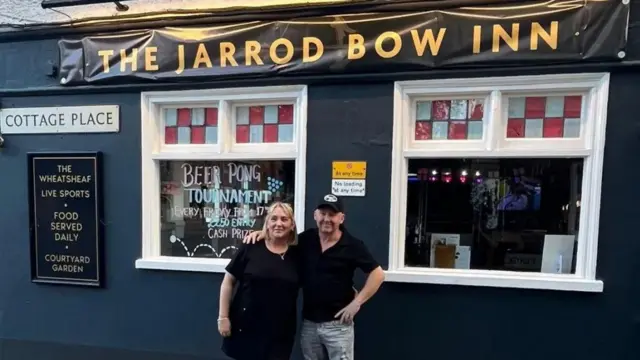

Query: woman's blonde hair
left=261, top=202, right=297, bottom=245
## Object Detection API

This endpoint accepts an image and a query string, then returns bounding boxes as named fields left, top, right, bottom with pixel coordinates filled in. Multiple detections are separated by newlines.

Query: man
left=244, top=194, right=385, bottom=360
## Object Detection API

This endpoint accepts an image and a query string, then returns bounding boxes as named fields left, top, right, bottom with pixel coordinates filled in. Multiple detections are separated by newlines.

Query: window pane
left=164, top=107, right=218, bottom=145
left=159, top=160, right=295, bottom=259
left=405, top=158, right=582, bottom=274
left=506, top=96, right=582, bottom=138
left=235, top=104, right=294, bottom=144
left=414, top=99, right=484, bottom=141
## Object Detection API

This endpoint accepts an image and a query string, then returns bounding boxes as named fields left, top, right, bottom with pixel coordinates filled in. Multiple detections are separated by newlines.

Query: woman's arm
left=219, top=273, right=236, bottom=318
left=218, top=273, right=236, bottom=337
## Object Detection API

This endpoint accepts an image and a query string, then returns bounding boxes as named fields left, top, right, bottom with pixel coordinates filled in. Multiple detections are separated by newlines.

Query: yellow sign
left=332, top=161, right=367, bottom=179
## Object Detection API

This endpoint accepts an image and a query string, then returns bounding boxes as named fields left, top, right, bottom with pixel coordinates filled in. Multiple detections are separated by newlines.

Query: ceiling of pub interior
left=0, top=0, right=352, bottom=25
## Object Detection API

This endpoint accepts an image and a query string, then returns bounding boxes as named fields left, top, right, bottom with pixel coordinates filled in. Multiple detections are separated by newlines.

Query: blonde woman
left=218, top=202, right=300, bottom=360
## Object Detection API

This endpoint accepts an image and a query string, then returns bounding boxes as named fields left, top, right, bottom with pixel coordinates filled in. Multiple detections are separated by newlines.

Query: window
left=388, top=74, right=608, bottom=292
left=138, top=86, right=307, bottom=273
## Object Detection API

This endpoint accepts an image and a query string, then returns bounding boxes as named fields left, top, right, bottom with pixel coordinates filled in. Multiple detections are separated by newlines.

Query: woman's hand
left=243, top=230, right=266, bottom=244
left=218, top=318, right=231, bottom=337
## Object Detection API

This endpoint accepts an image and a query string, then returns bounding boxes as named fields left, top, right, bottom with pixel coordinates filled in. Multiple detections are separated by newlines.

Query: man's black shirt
left=297, top=228, right=379, bottom=323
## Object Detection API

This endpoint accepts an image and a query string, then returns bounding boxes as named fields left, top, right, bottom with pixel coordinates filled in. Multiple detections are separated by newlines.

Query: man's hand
left=335, top=299, right=361, bottom=325
left=243, top=230, right=266, bottom=244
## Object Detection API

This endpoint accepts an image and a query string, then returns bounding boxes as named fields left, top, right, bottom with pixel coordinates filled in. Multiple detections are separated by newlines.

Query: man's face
left=314, top=207, right=344, bottom=234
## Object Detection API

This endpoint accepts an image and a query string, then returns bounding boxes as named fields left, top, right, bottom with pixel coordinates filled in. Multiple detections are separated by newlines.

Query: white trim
left=139, top=85, right=307, bottom=272
left=135, top=256, right=229, bottom=273
left=389, top=73, right=609, bottom=292
left=384, top=269, right=603, bottom=293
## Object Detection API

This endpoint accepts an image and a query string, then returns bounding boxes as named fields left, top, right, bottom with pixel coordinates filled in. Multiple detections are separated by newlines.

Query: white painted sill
left=384, top=268, right=603, bottom=293
left=135, top=258, right=603, bottom=292
left=135, top=256, right=229, bottom=273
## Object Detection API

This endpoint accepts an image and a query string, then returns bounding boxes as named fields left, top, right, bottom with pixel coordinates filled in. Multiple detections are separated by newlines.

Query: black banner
left=58, top=0, right=629, bottom=86
left=28, top=152, right=104, bottom=287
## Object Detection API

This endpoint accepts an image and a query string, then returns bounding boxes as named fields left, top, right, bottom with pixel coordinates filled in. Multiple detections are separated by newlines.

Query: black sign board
left=57, top=0, right=630, bottom=86
left=28, top=152, right=104, bottom=287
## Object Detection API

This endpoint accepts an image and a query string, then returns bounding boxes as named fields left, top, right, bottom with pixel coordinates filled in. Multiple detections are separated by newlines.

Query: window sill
left=384, top=268, right=603, bottom=293
left=135, top=256, right=229, bottom=273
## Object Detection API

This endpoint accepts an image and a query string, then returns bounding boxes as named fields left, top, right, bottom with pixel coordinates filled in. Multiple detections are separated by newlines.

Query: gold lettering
left=193, top=43, right=213, bottom=68
left=348, top=34, right=365, bottom=59
left=144, top=47, right=158, bottom=71
left=375, top=31, right=402, bottom=59
left=531, top=21, right=558, bottom=50
left=493, top=24, right=520, bottom=52
left=473, top=26, right=481, bottom=54
left=98, top=50, right=114, bottom=73
left=270, top=38, right=294, bottom=65
left=410, top=28, right=446, bottom=56
left=245, top=41, right=264, bottom=66
left=302, top=37, right=324, bottom=63
left=220, top=42, right=239, bottom=67
left=176, top=44, right=185, bottom=74
left=119, top=48, right=138, bottom=72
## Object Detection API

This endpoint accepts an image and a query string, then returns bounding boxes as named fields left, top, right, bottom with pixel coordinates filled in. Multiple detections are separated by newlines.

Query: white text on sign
left=0, top=105, right=120, bottom=134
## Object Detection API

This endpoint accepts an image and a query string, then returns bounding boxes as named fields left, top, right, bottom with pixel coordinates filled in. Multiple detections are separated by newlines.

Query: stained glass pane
left=415, top=98, right=485, bottom=141
left=235, top=104, right=295, bottom=144
left=506, top=96, right=583, bottom=138
left=164, top=107, right=218, bottom=144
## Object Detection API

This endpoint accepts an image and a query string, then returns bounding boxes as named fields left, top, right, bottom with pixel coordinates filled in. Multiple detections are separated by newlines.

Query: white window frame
left=136, top=85, right=307, bottom=273
left=386, top=73, right=609, bottom=293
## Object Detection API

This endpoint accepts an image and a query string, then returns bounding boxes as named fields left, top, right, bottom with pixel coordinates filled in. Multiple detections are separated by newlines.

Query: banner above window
left=57, top=0, right=629, bottom=86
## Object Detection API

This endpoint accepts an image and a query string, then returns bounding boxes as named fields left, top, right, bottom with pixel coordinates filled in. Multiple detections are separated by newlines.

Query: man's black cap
left=316, top=194, right=345, bottom=213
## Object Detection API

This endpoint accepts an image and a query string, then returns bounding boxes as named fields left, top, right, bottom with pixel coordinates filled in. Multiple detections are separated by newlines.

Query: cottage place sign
left=57, top=0, right=629, bottom=85
left=0, top=106, right=119, bottom=134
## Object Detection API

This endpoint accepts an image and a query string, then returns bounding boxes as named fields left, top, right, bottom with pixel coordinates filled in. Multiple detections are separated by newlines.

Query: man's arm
left=243, top=230, right=265, bottom=244
left=243, top=228, right=312, bottom=244
left=354, top=266, right=385, bottom=306
left=335, top=238, right=385, bottom=323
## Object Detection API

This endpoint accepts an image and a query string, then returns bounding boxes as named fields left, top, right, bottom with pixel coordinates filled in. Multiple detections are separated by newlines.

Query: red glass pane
left=468, top=101, right=484, bottom=120
left=205, top=108, right=218, bottom=126
left=415, top=122, right=431, bottom=140
left=507, top=119, right=525, bottom=138
left=543, top=118, right=564, bottom=138
left=264, top=124, right=278, bottom=142
left=564, top=96, right=582, bottom=118
left=177, top=108, right=191, bottom=126
left=191, top=126, right=205, bottom=144
left=165, top=127, right=177, bottom=144
left=249, top=106, right=265, bottom=125
left=525, top=97, right=545, bottom=118
left=236, top=125, right=250, bottom=143
left=449, top=121, right=467, bottom=140
left=432, top=100, right=450, bottom=120
left=278, top=105, right=294, bottom=124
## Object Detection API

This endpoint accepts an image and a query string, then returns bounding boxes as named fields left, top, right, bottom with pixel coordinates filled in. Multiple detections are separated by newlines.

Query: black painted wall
left=1, top=7, right=640, bottom=357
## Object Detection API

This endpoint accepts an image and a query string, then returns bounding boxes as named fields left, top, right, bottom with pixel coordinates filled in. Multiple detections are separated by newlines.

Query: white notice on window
left=331, top=179, right=366, bottom=197
left=0, top=105, right=120, bottom=134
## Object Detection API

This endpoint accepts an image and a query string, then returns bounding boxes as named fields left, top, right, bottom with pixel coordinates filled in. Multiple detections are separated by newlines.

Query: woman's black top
left=222, top=241, right=300, bottom=360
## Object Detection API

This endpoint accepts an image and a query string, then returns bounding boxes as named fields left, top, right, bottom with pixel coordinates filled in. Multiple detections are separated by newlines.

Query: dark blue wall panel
left=0, top=74, right=639, bottom=360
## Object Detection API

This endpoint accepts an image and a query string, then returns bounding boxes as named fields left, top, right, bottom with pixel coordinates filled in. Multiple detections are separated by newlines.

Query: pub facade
left=0, top=0, right=637, bottom=359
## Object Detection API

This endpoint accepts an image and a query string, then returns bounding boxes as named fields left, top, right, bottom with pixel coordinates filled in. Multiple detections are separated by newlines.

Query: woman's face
left=267, top=206, right=294, bottom=240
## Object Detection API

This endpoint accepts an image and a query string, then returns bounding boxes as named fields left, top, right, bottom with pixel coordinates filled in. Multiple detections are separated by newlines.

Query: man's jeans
left=300, top=320, right=354, bottom=360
